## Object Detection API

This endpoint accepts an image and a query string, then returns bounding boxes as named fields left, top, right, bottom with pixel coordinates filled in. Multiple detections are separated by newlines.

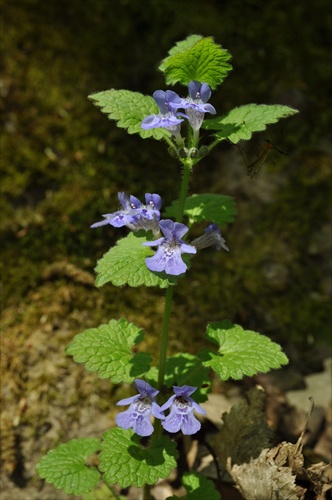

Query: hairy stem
left=157, top=285, right=174, bottom=390
left=176, top=158, right=193, bottom=222
left=157, top=156, right=193, bottom=391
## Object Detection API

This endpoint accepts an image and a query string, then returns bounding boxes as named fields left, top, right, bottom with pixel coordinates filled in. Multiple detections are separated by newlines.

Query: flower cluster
left=92, top=192, right=229, bottom=276
left=116, top=379, right=206, bottom=436
left=141, top=81, right=216, bottom=136
left=91, top=192, right=161, bottom=234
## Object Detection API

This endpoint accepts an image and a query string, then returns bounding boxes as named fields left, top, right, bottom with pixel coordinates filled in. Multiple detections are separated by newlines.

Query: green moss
left=2, top=2, right=331, bottom=462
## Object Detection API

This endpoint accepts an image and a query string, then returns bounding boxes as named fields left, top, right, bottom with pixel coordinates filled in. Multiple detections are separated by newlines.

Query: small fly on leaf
left=246, top=140, right=287, bottom=178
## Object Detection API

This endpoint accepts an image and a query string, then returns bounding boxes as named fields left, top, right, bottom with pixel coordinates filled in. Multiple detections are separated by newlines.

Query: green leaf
left=88, top=89, right=171, bottom=140
left=36, top=438, right=101, bottom=495
left=145, top=353, right=210, bottom=403
left=95, top=232, right=171, bottom=288
left=160, top=34, right=203, bottom=62
left=169, top=472, right=221, bottom=499
left=203, top=104, right=299, bottom=144
left=159, top=35, right=232, bottom=89
left=165, top=193, right=236, bottom=227
left=199, top=320, right=289, bottom=380
left=99, top=428, right=178, bottom=488
left=66, top=319, right=151, bottom=383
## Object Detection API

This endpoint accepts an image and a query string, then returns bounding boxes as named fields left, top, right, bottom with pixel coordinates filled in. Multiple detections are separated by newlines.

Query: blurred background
left=1, top=0, right=331, bottom=497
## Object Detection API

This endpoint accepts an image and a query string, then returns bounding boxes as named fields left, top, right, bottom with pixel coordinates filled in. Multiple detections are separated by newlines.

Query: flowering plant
left=36, top=35, right=298, bottom=498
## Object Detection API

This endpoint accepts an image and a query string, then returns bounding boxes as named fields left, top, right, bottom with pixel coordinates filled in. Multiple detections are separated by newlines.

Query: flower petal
left=202, top=103, right=216, bottom=114
left=116, top=395, right=138, bottom=406
left=180, top=412, right=201, bottom=435
left=159, top=220, right=189, bottom=241
left=173, top=385, right=197, bottom=397
left=164, top=248, right=187, bottom=275
left=159, top=395, right=176, bottom=413
left=188, top=80, right=202, bottom=100
left=115, top=408, right=135, bottom=429
left=146, top=245, right=188, bottom=276
left=145, top=247, right=168, bottom=273
left=141, top=114, right=162, bottom=129
left=132, top=414, right=154, bottom=436
left=200, top=83, right=212, bottom=103
left=153, top=90, right=168, bottom=113
left=191, top=400, right=207, bottom=415
left=135, top=379, right=159, bottom=399
left=180, top=243, right=197, bottom=255
left=142, top=237, right=165, bottom=247
left=162, top=407, right=182, bottom=434
left=118, top=192, right=131, bottom=209
left=151, top=402, right=165, bottom=420
left=145, top=193, right=162, bottom=211
left=90, top=218, right=113, bottom=228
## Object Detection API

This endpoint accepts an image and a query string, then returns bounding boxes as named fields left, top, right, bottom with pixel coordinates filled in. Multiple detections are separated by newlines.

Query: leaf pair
left=36, top=433, right=218, bottom=497
left=66, top=318, right=288, bottom=387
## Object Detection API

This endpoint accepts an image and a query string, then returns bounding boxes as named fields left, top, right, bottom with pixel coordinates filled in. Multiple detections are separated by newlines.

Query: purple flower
left=191, top=224, right=229, bottom=251
left=141, top=90, right=187, bottom=133
left=160, top=386, right=206, bottom=435
left=142, top=219, right=196, bottom=276
left=91, top=192, right=162, bottom=234
left=115, top=379, right=165, bottom=437
left=183, top=81, right=216, bottom=131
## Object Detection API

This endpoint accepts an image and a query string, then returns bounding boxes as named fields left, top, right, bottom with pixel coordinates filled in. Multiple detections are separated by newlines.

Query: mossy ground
left=1, top=1, right=331, bottom=497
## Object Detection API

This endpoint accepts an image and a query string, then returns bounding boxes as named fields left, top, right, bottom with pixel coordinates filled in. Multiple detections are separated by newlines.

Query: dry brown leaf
left=209, top=386, right=272, bottom=474
left=227, top=449, right=299, bottom=500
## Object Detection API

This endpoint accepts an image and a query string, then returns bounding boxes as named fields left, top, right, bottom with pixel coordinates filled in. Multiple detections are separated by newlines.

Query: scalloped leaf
left=99, top=428, right=178, bottom=488
left=160, top=34, right=203, bottom=61
left=145, top=353, right=210, bottom=403
left=95, top=232, right=171, bottom=288
left=88, top=89, right=171, bottom=140
left=36, top=438, right=101, bottom=495
left=199, top=320, right=289, bottom=380
left=203, top=104, right=299, bottom=143
left=66, top=319, right=151, bottom=383
left=159, top=35, right=232, bottom=89
left=165, top=193, right=236, bottom=227
left=169, top=472, right=221, bottom=500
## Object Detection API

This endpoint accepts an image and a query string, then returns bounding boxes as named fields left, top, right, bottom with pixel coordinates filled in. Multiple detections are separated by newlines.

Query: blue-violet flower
left=183, top=81, right=216, bottom=131
left=160, top=385, right=206, bottom=435
left=91, top=192, right=161, bottom=234
left=141, top=90, right=187, bottom=134
left=115, top=379, right=165, bottom=437
left=142, top=219, right=196, bottom=276
left=191, top=223, right=229, bottom=251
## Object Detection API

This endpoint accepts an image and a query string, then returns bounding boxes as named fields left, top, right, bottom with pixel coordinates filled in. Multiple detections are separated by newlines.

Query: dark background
left=1, top=0, right=331, bottom=495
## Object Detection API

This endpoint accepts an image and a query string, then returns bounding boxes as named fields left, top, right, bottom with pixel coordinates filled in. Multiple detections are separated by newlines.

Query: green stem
left=104, top=483, right=122, bottom=500
left=207, top=137, right=222, bottom=153
left=157, top=285, right=174, bottom=390
left=164, top=135, right=179, bottom=155
left=156, top=157, right=193, bottom=391
left=176, top=159, right=193, bottom=222
left=143, top=483, right=151, bottom=500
